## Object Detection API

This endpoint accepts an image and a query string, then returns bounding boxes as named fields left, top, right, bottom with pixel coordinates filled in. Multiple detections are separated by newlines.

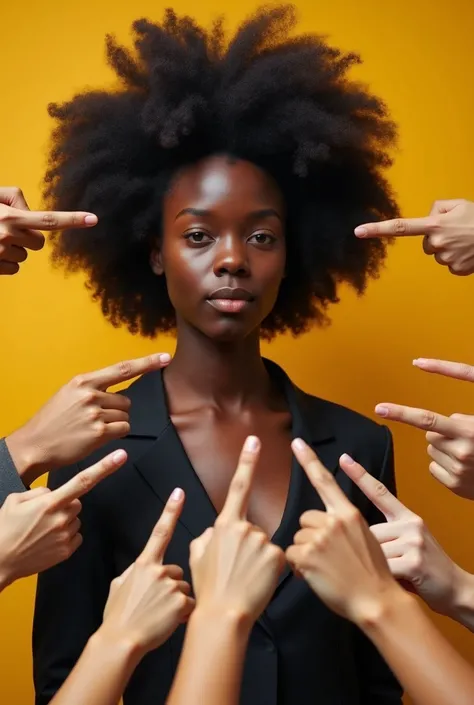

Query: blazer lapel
left=265, top=361, right=341, bottom=589
left=123, top=369, right=217, bottom=539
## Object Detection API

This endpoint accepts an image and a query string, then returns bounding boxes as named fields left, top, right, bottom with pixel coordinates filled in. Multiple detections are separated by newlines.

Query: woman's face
left=153, top=155, right=286, bottom=341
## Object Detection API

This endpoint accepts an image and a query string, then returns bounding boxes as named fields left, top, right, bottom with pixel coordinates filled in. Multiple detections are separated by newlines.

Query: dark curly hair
left=45, top=4, right=398, bottom=339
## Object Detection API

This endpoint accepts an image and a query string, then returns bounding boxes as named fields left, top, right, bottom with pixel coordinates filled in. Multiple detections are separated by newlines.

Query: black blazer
left=33, top=360, right=402, bottom=705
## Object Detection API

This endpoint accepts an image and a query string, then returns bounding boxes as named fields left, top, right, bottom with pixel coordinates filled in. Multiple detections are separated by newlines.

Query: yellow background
left=1, top=0, right=474, bottom=703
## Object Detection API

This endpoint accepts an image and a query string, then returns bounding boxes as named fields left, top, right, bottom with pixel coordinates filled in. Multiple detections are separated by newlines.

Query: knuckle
left=0, top=204, right=13, bottom=223
left=409, top=532, right=424, bottom=549
left=410, top=515, right=424, bottom=531
left=420, top=411, right=437, bottom=430
left=81, top=388, right=98, bottom=404
left=72, top=374, right=87, bottom=388
left=373, top=480, right=389, bottom=500
left=75, top=471, right=93, bottom=494
left=407, top=553, right=422, bottom=575
left=392, top=218, right=407, bottom=234
left=57, top=544, right=73, bottom=562
left=92, top=420, right=107, bottom=438
left=41, top=213, right=58, bottom=228
left=453, top=446, right=470, bottom=464
left=449, top=261, right=465, bottom=275
left=87, top=406, right=102, bottom=422
left=152, top=525, right=169, bottom=543
left=117, top=360, right=133, bottom=379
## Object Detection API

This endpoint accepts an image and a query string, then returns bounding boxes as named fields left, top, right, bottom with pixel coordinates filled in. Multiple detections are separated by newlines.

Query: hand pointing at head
left=355, top=199, right=474, bottom=276
left=0, top=186, right=98, bottom=275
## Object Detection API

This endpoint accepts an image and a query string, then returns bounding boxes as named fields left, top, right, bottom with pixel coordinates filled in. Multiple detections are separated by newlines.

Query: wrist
left=448, top=567, right=474, bottom=627
left=5, top=429, right=46, bottom=485
left=352, top=583, right=415, bottom=636
left=90, top=626, right=145, bottom=669
left=190, top=606, right=253, bottom=642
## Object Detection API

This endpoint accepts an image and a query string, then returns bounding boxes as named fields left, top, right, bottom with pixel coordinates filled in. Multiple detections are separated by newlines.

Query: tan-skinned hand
left=100, top=487, right=194, bottom=655
left=190, top=436, right=285, bottom=629
left=286, top=439, right=401, bottom=625
left=355, top=199, right=474, bottom=276
left=376, top=357, right=474, bottom=500
left=0, top=186, right=98, bottom=275
left=6, top=353, right=171, bottom=485
left=0, top=449, right=127, bottom=590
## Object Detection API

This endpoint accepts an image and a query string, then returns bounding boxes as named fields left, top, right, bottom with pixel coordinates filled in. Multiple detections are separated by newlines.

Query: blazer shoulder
left=300, top=388, right=391, bottom=444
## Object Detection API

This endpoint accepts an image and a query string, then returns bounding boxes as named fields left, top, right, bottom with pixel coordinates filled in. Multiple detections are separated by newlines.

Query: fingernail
left=292, top=438, right=306, bottom=452
left=112, top=449, right=127, bottom=463
left=340, top=453, right=354, bottom=465
left=354, top=226, right=368, bottom=237
left=159, top=353, right=172, bottom=364
left=413, top=358, right=426, bottom=366
left=171, top=487, right=184, bottom=501
left=244, top=436, right=260, bottom=452
left=375, top=405, right=388, bottom=417
left=84, top=214, right=98, bottom=225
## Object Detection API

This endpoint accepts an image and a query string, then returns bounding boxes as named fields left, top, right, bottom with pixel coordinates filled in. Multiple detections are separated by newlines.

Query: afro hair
left=45, top=4, right=399, bottom=338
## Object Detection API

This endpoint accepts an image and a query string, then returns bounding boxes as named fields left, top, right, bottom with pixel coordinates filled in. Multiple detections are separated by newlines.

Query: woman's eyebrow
left=175, top=207, right=282, bottom=221
left=175, top=207, right=211, bottom=221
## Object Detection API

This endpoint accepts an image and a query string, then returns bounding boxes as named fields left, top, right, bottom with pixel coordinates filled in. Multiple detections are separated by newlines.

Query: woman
left=33, top=6, right=401, bottom=705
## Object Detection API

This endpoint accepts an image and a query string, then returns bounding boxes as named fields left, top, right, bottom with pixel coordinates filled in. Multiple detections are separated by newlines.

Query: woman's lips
left=206, top=298, right=251, bottom=313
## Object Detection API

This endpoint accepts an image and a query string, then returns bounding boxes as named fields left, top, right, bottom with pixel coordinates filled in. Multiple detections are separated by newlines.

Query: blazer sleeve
left=32, top=463, right=114, bottom=705
left=354, top=425, right=404, bottom=704
left=0, top=437, right=27, bottom=507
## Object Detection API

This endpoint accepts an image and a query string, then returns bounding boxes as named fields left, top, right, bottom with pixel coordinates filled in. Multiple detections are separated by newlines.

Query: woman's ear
left=150, top=247, right=164, bottom=276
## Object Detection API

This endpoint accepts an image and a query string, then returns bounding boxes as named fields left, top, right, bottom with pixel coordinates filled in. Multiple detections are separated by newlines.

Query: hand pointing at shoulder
left=0, top=186, right=98, bottom=275
left=355, top=199, right=474, bottom=276
left=5, top=352, right=171, bottom=485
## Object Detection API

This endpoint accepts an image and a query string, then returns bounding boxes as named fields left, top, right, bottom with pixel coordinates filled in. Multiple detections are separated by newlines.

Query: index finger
left=354, top=216, right=437, bottom=238
left=219, top=436, right=260, bottom=522
left=79, top=352, right=172, bottom=390
left=375, top=402, right=459, bottom=437
left=413, top=358, right=474, bottom=383
left=50, top=449, right=128, bottom=507
left=292, top=438, right=350, bottom=512
left=3, top=207, right=98, bottom=231
left=140, top=488, right=185, bottom=563
left=339, top=453, right=408, bottom=521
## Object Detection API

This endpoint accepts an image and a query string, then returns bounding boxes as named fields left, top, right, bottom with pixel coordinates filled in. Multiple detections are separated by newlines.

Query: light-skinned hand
left=0, top=449, right=127, bottom=590
left=190, top=436, right=285, bottom=629
left=0, top=186, right=98, bottom=275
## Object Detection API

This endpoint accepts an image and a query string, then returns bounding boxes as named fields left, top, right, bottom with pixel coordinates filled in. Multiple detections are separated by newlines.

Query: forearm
left=360, top=588, right=474, bottom=705
left=50, top=629, right=142, bottom=705
left=448, top=567, right=474, bottom=633
left=5, top=429, right=43, bottom=486
left=166, top=610, right=251, bottom=705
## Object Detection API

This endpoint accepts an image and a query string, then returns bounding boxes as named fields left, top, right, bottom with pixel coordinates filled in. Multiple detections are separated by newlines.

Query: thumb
left=190, top=527, right=214, bottom=565
left=430, top=199, right=465, bottom=215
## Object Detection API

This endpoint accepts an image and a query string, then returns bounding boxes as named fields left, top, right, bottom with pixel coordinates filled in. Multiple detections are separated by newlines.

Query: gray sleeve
left=0, top=438, right=27, bottom=507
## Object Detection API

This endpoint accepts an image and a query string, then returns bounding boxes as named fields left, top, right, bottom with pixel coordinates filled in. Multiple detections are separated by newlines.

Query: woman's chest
left=171, top=408, right=293, bottom=537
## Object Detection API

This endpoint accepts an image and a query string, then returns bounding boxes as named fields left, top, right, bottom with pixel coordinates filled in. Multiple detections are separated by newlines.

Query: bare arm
left=361, top=589, right=474, bottom=705
left=166, top=611, right=250, bottom=705
left=48, top=488, right=193, bottom=705
left=286, top=440, right=474, bottom=705
left=49, top=632, right=141, bottom=705
left=167, top=436, right=284, bottom=705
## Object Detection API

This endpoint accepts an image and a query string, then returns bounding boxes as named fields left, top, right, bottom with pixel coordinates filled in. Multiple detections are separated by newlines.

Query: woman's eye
left=249, top=232, right=275, bottom=245
left=185, top=231, right=212, bottom=244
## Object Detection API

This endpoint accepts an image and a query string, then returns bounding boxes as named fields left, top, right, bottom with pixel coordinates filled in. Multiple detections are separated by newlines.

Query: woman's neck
left=163, top=322, right=272, bottom=412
